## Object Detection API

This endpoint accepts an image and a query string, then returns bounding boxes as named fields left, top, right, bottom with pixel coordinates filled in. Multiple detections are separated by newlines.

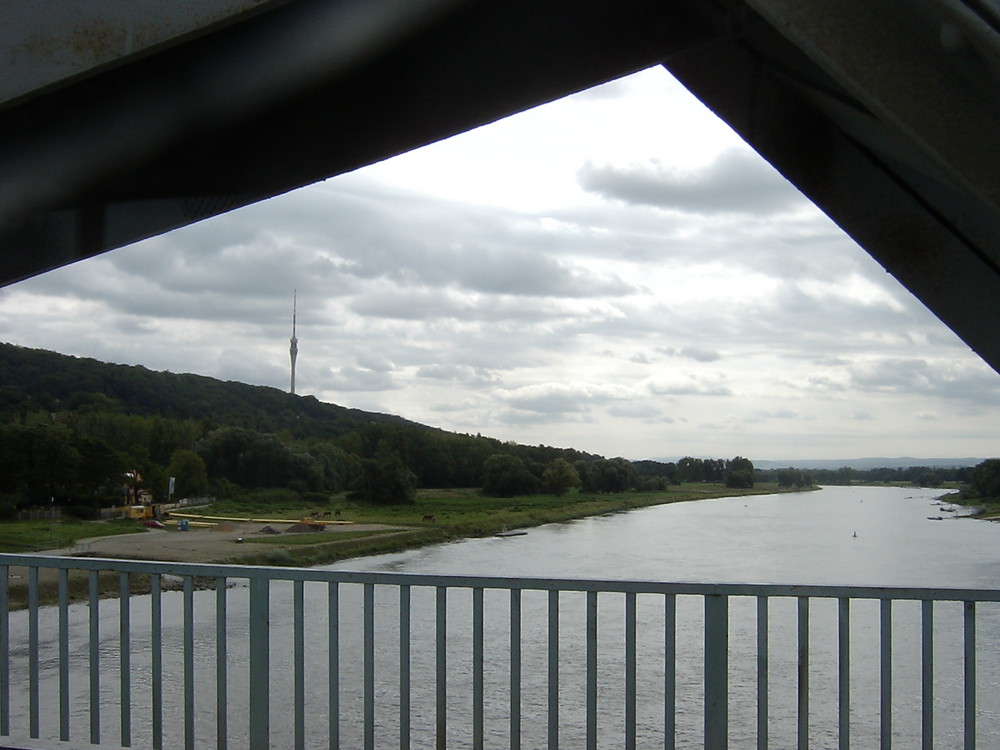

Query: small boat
left=496, top=526, right=527, bottom=537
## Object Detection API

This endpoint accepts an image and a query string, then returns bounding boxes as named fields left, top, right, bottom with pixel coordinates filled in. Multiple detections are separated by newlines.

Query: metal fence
left=0, top=553, right=997, bottom=749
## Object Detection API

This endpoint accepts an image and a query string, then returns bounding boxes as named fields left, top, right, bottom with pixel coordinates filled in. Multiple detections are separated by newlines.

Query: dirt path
left=34, top=521, right=410, bottom=563
left=5, top=522, right=412, bottom=591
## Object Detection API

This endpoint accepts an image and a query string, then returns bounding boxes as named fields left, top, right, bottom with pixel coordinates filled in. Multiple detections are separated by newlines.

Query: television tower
left=289, top=290, right=298, bottom=394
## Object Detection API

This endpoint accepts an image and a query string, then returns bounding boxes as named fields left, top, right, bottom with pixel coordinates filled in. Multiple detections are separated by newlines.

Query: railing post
left=880, top=599, right=892, bottom=750
left=625, top=591, right=636, bottom=750
left=839, top=598, right=850, bottom=750
left=664, top=594, right=676, bottom=750
left=921, top=600, right=932, bottom=750
left=0, top=564, right=7, bottom=738
left=329, top=581, right=340, bottom=750
left=400, top=585, right=411, bottom=750
left=58, top=569, right=69, bottom=742
left=436, top=586, right=447, bottom=750
left=151, top=574, right=163, bottom=750
left=548, top=590, right=560, bottom=750
left=705, top=593, right=728, bottom=750
left=119, top=572, right=132, bottom=747
left=28, top=567, right=38, bottom=739
left=510, top=588, right=522, bottom=750
left=216, top=577, right=228, bottom=750
left=798, top=597, right=809, bottom=750
left=757, top=596, right=769, bottom=750
left=249, top=576, right=270, bottom=750
left=89, top=571, right=101, bottom=746
left=964, top=601, right=976, bottom=750
left=586, top=590, right=597, bottom=750
left=183, top=576, right=195, bottom=750
left=364, top=582, right=375, bottom=750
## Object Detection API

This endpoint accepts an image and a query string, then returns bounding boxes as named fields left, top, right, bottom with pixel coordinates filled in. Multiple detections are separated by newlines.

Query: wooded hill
left=0, top=342, right=631, bottom=509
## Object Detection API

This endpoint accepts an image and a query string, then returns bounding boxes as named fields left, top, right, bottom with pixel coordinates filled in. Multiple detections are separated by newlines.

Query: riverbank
left=6, top=483, right=804, bottom=571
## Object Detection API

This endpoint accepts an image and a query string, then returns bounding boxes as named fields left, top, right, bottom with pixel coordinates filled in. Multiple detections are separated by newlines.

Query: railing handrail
left=2, top=552, right=998, bottom=602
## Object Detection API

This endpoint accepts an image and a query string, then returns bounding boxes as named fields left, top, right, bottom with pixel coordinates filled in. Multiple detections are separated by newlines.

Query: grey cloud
left=847, top=358, right=1000, bottom=405
left=417, top=364, right=499, bottom=386
left=497, top=383, right=632, bottom=416
left=324, top=366, right=398, bottom=392
left=680, top=347, right=721, bottom=363
left=577, top=149, right=805, bottom=215
left=648, top=379, right=733, bottom=397
left=655, top=347, right=721, bottom=363
left=356, top=352, right=394, bottom=372
left=748, top=409, right=798, bottom=422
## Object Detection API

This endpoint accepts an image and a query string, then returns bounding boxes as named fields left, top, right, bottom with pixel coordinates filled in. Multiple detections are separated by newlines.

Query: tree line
left=2, top=344, right=982, bottom=514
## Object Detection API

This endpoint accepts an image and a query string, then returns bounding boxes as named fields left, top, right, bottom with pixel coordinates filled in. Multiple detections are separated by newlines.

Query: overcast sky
left=1, top=66, right=998, bottom=462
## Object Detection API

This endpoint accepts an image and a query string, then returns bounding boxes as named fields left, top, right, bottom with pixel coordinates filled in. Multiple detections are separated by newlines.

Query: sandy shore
left=36, top=521, right=412, bottom=564
left=4, top=522, right=413, bottom=589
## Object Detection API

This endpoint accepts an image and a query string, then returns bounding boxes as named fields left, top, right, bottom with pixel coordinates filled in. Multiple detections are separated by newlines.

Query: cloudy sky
left=1, top=66, right=998, bottom=462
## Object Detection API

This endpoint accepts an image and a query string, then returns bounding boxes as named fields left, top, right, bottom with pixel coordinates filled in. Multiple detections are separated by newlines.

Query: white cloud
left=0, top=66, right=997, bottom=461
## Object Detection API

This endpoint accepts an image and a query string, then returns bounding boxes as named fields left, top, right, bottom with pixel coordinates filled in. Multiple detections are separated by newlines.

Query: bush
left=0, top=501, right=15, bottom=520
left=300, top=491, right=331, bottom=505
left=63, top=504, right=101, bottom=520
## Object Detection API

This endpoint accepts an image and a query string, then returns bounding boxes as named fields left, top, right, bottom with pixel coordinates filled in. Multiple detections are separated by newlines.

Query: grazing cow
left=422, top=514, right=436, bottom=523
left=321, top=511, right=331, bottom=517
left=334, top=510, right=342, bottom=518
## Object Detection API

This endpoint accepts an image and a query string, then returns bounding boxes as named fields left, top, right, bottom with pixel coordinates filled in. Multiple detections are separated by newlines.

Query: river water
left=7, top=486, right=1000, bottom=749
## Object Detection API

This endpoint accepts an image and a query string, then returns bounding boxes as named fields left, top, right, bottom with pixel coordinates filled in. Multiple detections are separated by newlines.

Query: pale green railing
left=0, top=554, right=997, bottom=749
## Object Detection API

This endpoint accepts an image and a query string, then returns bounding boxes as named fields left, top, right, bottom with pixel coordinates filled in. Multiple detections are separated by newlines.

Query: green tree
left=481, top=454, right=539, bottom=497
left=726, top=456, right=755, bottom=488
left=591, top=457, right=635, bottom=493
left=359, top=442, right=416, bottom=504
left=0, top=423, right=80, bottom=502
left=167, top=449, right=209, bottom=498
left=542, top=458, right=580, bottom=496
left=971, top=459, right=1000, bottom=499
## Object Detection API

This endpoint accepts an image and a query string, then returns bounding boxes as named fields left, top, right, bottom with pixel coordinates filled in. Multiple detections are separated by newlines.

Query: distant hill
left=0, top=342, right=419, bottom=440
left=652, top=456, right=985, bottom=470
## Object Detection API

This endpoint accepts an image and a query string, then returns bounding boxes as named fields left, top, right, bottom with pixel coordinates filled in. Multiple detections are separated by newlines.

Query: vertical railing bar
left=880, top=599, right=892, bottom=750
left=184, top=576, right=196, bottom=750
left=921, top=600, right=932, bottom=750
left=838, top=597, right=850, bottom=750
left=28, top=567, right=38, bottom=739
left=58, top=568, right=69, bottom=742
left=248, top=576, right=269, bottom=750
left=0, top=565, right=7, bottom=737
left=797, top=597, right=808, bottom=750
left=399, top=585, right=411, bottom=750
left=664, top=594, right=676, bottom=750
left=329, top=581, right=339, bottom=750
left=473, top=587, right=484, bottom=750
left=704, top=594, right=728, bottom=750
left=294, top=580, right=305, bottom=750
left=548, top=589, right=559, bottom=750
left=216, top=577, right=228, bottom=750
left=436, top=586, right=447, bottom=750
left=757, top=596, right=769, bottom=750
left=586, top=590, right=598, bottom=750
left=625, top=591, right=637, bottom=750
left=89, top=570, right=101, bottom=745
left=151, top=574, right=163, bottom=750
left=510, top=588, right=522, bottom=750
left=364, top=582, right=375, bottom=750
left=119, top=572, right=132, bottom=747
left=964, top=601, right=975, bottom=750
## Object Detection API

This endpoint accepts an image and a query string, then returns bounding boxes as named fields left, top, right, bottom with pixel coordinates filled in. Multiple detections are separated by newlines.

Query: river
left=7, top=486, right=1000, bottom=748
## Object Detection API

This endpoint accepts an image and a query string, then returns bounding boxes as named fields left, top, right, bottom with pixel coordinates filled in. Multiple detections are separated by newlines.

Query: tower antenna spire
left=289, top=290, right=298, bottom=394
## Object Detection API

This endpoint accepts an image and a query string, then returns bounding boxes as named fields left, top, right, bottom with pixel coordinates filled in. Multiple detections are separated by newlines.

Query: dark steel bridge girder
left=2, top=0, right=1000, bottom=374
